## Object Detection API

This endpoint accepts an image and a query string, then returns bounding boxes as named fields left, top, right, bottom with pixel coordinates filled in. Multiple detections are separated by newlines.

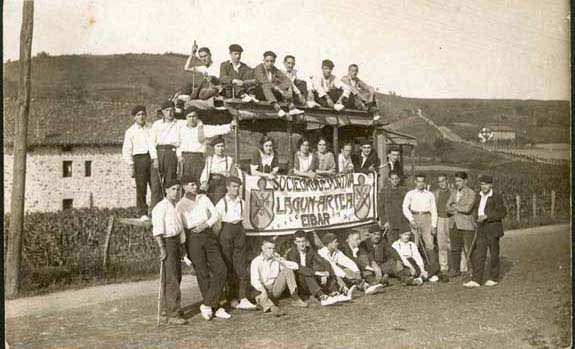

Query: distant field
left=513, top=147, right=570, bottom=161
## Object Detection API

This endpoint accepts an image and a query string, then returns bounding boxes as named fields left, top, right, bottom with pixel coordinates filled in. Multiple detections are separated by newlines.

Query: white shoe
left=320, top=296, right=338, bottom=306
left=199, top=304, right=213, bottom=320
left=414, top=277, right=424, bottom=286
left=139, top=215, right=150, bottom=222
left=484, top=280, right=498, bottom=287
left=236, top=298, right=258, bottom=310
left=346, top=285, right=358, bottom=298
left=364, top=284, right=385, bottom=295
left=249, top=95, right=259, bottom=103
left=429, top=275, right=439, bottom=283
left=277, top=109, right=287, bottom=118
left=306, top=101, right=319, bottom=108
left=463, top=281, right=481, bottom=288
left=182, top=256, right=192, bottom=267
left=214, top=308, right=231, bottom=319
left=241, top=95, right=251, bottom=103
left=288, top=107, right=304, bottom=116
left=334, top=293, right=352, bottom=303
left=333, top=103, right=345, bottom=111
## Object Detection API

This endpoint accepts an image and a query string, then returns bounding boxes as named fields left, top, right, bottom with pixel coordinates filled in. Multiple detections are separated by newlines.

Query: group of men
left=180, top=43, right=381, bottom=120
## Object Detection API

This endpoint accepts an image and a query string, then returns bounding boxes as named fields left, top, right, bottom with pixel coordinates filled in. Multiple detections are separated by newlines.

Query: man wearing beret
left=219, top=44, right=258, bottom=101
left=176, top=107, right=235, bottom=182
left=254, top=50, right=304, bottom=118
left=215, top=176, right=258, bottom=310
left=122, top=105, right=162, bottom=220
left=152, top=101, right=184, bottom=190
left=176, top=176, right=230, bottom=320
left=151, top=179, right=187, bottom=325
left=464, top=175, right=507, bottom=288
left=307, top=59, right=351, bottom=111
left=447, top=171, right=477, bottom=281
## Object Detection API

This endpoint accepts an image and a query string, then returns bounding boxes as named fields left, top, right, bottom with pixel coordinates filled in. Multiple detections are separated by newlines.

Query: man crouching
left=250, top=239, right=308, bottom=316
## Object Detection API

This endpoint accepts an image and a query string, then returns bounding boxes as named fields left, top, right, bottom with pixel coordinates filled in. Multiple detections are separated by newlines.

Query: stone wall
left=4, top=145, right=138, bottom=213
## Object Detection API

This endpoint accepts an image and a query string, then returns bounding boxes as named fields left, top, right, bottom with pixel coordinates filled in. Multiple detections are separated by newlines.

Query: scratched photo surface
left=3, top=1, right=571, bottom=348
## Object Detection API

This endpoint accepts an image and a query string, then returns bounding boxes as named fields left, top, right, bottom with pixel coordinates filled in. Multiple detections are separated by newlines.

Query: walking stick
left=157, top=259, right=165, bottom=327
left=415, top=225, right=430, bottom=265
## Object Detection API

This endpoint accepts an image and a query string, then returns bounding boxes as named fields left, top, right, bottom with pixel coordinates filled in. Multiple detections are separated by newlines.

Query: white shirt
left=338, top=153, right=354, bottom=172
left=200, top=155, right=234, bottom=183
left=478, top=190, right=493, bottom=217
left=176, top=122, right=232, bottom=157
left=317, top=246, right=360, bottom=278
left=215, top=194, right=244, bottom=224
left=152, top=119, right=183, bottom=146
left=299, top=251, right=307, bottom=267
left=309, top=74, right=348, bottom=98
left=392, top=240, right=426, bottom=272
left=402, top=189, right=438, bottom=228
left=122, top=123, right=158, bottom=165
left=360, top=153, right=370, bottom=167
left=250, top=255, right=299, bottom=291
left=151, top=198, right=186, bottom=244
left=194, top=63, right=218, bottom=77
left=284, top=69, right=302, bottom=95
left=232, top=61, right=242, bottom=73
left=175, top=194, right=218, bottom=231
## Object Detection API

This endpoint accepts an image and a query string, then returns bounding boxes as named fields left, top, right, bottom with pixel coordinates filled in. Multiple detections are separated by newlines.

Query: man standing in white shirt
left=176, top=176, right=229, bottom=320
left=151, top=179, right=187, bottom=325
left=250, top=239, right=308, bottom=316
left=402, top=173, right=440, bottom=282
left=215, top=176, right=257, bottom=310
left=122, top=105, right=161, bottom=220
left=153, top=101, right=183, bottom=189
left=177, top=107, right=235, bottom=182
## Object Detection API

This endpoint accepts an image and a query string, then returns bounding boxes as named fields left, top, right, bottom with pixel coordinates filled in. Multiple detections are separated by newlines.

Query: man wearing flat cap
left=152, top=100, right=184, bottom=190
left=215, top=176, right=258, bottom=310
left=254, top=50, right=304, bottom=118
left=176, top=107, right=236, bottom=183
left=219, top=44, right=258, bottom=101
left=307, top=59, right=351, bottom=111
left=151, top=179, right=188, bottom=325
left=464, top=174, right=507, bottom=288
left=446, top=171, right=476, bottom=281
left=122, top=105, right=162, bottom=220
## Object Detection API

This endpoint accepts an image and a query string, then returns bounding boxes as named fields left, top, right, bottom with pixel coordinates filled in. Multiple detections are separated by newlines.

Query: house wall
left=4, top=145, right=139, bottom=213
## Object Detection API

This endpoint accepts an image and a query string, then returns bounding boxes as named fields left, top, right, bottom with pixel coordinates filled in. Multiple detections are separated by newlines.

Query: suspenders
left=223, top=196, right=243, bottom=219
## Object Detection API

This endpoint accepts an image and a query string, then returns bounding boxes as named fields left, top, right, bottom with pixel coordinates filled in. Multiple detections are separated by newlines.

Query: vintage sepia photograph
left=3, top=0, right=572, bottom=347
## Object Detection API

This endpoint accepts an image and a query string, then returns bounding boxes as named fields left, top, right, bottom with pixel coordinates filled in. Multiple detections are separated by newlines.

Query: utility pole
left=6, top=0, right=34, bottom=297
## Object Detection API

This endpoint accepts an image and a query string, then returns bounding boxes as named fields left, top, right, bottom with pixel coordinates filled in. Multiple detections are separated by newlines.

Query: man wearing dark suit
left=219, top=44, right=258, bottom=100
left=340, top=231, right=385, bottom=294
left=359, top=226, right=411, bottom=284
left=381, top=148, right=404, bottom=188
left=352, top=140, right=381, bottom=174
left=285, top=230, right=339, bottom=306
left=380, top=171, right=411, bottom=244
left=464, top=175, right=507, bottom=288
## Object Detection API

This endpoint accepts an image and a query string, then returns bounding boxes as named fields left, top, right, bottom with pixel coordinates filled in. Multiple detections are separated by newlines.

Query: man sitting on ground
left=392, top=230, right=431, bottom=285
left=250, top=239, right=308, bottom=317
left=219, top=44, right=258, bottom=101
left=317, top=233, right=363, bottom=299
left=341, top=64, right=381, bottom=121
left=340, top=230, right=386, bottom=295
left=285, top=230, right=340, bottom=306
left=307, top=59, right=351, bottom=111
left=253, top=50, right=304, bottom=117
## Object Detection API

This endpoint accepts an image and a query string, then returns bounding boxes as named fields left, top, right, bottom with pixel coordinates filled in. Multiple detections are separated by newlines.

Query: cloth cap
left=164, top=179, right=180, bottom=189
left=184, top=106, right=199, bottom=117
left=160, top=100, right=175, bottom=110
left=131, top=105, right=146, bottom=116
left=211, top=135, right=225, bottom=146
left=322, top=59, right=334, bottom=69
left=454, top=171, right=468, bottom=180
left=229, top=44, right=243, bottom=53
left=321, top=233, right=338, bottom=245
left=180, top=176, right=198, bottom=185
left=263, top=50, right=277, bottom=59
left=226, top=176, right=242, bottom=186
left=479, top=174, right=493, bottom=184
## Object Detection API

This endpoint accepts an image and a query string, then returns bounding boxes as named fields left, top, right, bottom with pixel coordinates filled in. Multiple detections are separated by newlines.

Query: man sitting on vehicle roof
left=183, top=46, right=221, bottom=100
left=307, top=59, right=351, bottom=111
left=283, top=55, right=307, bottom=106
left=254, top=51, right=304, bottom=118
left=341, top=64, right=381, bottom=121
left=219, top=44, right=258, bottom=102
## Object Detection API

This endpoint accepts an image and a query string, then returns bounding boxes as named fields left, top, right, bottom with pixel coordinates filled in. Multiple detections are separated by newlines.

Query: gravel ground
left=5, top=225, right=572, bottom=348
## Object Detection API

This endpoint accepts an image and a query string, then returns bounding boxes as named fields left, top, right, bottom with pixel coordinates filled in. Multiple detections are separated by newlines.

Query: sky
left=3, top=0, right=571, bottom=100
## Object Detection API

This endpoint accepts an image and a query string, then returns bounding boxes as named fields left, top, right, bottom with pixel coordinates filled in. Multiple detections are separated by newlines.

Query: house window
left=62, top=199, right=73, bottom=210
left=63, top=161, right=73, bottom=178
left=85, top=161, right=92, bottom=177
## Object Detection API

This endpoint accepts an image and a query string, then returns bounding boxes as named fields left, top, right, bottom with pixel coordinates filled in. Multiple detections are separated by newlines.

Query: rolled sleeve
left=402, top=192, right=414, bottom=223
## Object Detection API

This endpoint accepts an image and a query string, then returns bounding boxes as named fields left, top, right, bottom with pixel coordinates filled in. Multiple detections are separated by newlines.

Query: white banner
left=241, top=172, right=378, bottom=236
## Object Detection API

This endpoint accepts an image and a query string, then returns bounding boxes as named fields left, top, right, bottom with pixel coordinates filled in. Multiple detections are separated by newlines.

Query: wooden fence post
left=551, top=191, right=556, bottom=219
left=515, top=195, right=521, bottom=222
left=532, top=194, right=537, bottom=219
left=102, top=216, right=115, bottom=272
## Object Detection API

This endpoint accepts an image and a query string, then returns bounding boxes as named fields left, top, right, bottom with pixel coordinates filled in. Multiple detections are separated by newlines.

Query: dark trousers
left=157, top=146, right=178, bottom=186
left=449, top=228, right=475, bottom=273
left=163, top=236, right=183, bottom=317
left=471, top=230, right=501, bottom=283
left=254, top=85, right=293, bottom=105
left=218, top=222, right=249, bottom=301
left=181, top=152, right=204, bottom=183
left=133, top=154, right=151, bottom=215
left=222, top=82, right=258, bottom=99
left=185, top=229, right=227, bottom=308
left=313, top=89, right=345, bottom=108
left=293, top=79, right=308, bottom=103
left=295, top=273, right=337, bottom=298
left=207, top=175, right=227, bottom=204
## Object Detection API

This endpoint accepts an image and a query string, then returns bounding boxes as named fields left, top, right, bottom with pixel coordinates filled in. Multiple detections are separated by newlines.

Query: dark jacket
left=380, top=186, right=411, bottom=232
left=340, top=242, right=370, bottom=270
left=253, top=63, right=292, bottom=90
left=285, top=246, right=333, bottom=277
left=473, top=191, right=507, bottom=238
left=219, top=61, right=256, bottom=86
left=359, top=238, right=402, bottom=265
left=352, top=151, right=381, bottom=174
